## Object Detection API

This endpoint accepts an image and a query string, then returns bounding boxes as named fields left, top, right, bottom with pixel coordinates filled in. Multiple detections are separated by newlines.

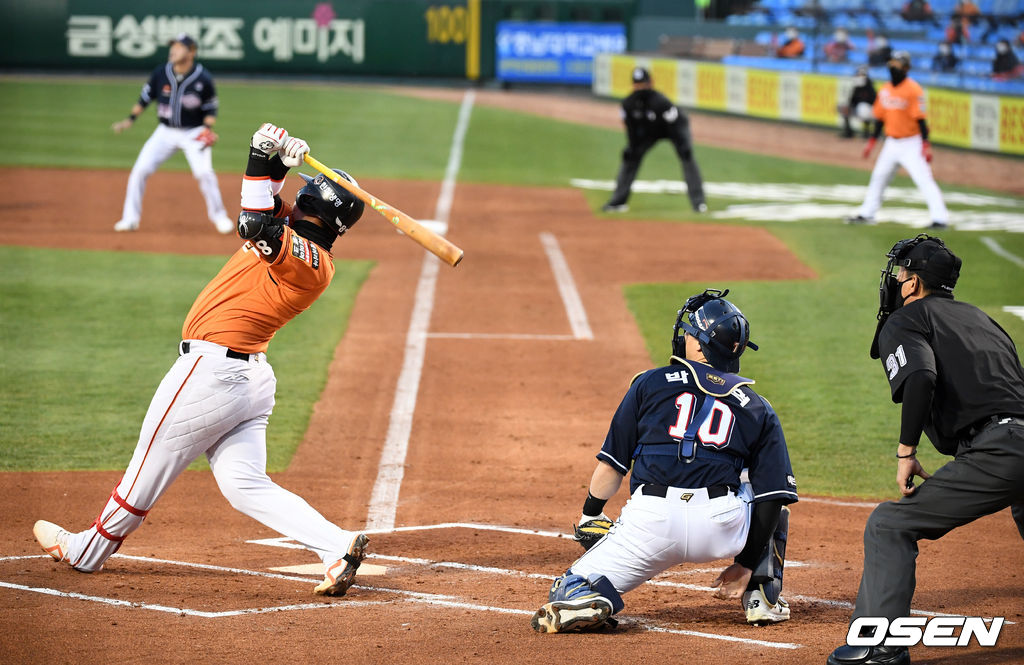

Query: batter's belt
left=180, top=340, right=253, bottom=362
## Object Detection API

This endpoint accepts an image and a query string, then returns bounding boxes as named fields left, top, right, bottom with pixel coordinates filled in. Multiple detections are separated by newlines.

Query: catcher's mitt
left=572, top=517, right=613, bottom=551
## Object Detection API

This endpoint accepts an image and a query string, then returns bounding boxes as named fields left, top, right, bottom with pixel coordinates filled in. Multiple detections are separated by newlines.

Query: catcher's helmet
left=672, top=289, right=758, bottom=374
left=296, top=170, right=364, bottom=236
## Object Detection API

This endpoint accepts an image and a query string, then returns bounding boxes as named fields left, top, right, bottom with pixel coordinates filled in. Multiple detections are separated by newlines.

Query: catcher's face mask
left=870, top=234, right=958, bottom=359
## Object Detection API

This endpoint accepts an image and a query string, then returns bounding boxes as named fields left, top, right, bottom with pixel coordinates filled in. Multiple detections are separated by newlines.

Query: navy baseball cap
left=169, top=33, right=197, bottom=50
left=632, top=67, right=651, bottom=84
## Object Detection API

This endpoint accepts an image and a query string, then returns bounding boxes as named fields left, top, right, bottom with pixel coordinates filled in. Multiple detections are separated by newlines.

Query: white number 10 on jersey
left=668, top=394, right=736, bottom=448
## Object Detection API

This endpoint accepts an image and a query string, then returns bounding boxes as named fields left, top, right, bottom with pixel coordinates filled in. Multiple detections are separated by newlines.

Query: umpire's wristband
left=582, top=493, right=608, bottom=518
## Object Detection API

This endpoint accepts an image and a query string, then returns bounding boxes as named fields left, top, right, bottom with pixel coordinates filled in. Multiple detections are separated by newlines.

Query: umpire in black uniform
left=601, top=67, right=706, bottom=214
left=828, top=235, right=1024, bottom=665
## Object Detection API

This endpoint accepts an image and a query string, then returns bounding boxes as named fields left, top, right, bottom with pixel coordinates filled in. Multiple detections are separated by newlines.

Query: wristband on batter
left=128, top=113, right=138, bottom=123
left=582, top=492, right=608, bottom=519
left=896, top=449, right=917, bottom=459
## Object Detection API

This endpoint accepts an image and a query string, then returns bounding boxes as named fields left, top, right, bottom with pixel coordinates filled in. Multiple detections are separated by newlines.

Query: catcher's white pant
left=117, top=124, right=229, bottom=226
left=65, top=339, right=357, bottom=572
left=570, top=483, right=754, bottom=594
left=858, top=134, right=948, bottom=224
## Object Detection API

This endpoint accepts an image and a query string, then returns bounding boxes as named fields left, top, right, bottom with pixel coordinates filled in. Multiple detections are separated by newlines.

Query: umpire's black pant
left=852, top=420, right=1024, bottom=623
left=607, top=119, right=705, bottom=211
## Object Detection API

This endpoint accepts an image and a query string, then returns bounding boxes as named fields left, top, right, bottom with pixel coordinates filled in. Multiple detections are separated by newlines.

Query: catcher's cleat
left=743, top=587, right=791, bottom=625
left=531, top=596, right=613, bottom=634
left=927, top=221, right=949, bottom=230
left=314, top=533, right=369, bottom=596
left=827, top=645, right=910, bottom=665
left=844, top=215, right=876, bottom=225
left=33, top=520, right=71, bottom=564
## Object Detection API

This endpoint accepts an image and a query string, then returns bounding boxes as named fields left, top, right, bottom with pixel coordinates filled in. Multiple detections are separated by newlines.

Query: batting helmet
left=672, top=289, right=758, bottom=374
left=296, top=170, right=365, bottom=236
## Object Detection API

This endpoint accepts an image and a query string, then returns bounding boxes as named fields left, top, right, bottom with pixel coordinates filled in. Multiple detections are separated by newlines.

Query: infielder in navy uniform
left=111, top=33, right=233, bottom=234
left=532, top=289, right=798, bottom=634
left=602, top=67, right=707, bottom=214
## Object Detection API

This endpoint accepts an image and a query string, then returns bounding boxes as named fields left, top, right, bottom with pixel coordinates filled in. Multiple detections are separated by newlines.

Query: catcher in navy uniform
left=827, top=235, right=1024, bottom=665
left=532, top=289, right=798, bottom=633
left=601, top=67, right=707, bottom=214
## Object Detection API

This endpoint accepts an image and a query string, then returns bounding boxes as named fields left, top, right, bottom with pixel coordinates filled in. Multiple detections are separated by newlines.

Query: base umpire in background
left=828, top=235, right=1024, bottom=665
left=602, top=67, right=706, bottom=214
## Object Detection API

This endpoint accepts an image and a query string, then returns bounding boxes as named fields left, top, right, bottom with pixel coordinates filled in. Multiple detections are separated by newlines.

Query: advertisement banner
left=1, top=0, right=477, bottom=77
left=926, top=88, right=972, bottom=148
left=799, top=74, right=838, bottom=125
left=998, top=96, right=1024, bottom=155
left=747, top=70, right=780, bottom=119
left=496, top=21, right=626, bottom=84
left=696, top=63, right=727, bottom=111
left=971, top=95, right=1000, bottom=152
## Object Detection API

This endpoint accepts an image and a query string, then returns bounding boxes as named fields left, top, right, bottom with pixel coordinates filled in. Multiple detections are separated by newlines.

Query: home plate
left=270, top=562, right=388, bottom=576
left=396, top=219, right=448, bottom=236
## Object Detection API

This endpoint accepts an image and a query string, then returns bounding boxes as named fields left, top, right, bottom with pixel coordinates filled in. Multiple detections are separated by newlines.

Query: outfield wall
left=594, top=53, right=1024, bottom=156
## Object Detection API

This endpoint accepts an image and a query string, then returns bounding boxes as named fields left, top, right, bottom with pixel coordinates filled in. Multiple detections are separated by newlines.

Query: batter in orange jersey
left=846, top=52, right=949, bottom=228
left=33, top=123, right=372, bottom=598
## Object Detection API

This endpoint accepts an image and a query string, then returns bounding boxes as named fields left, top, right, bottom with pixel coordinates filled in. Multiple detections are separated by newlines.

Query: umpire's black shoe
left=826, top=645, right=910, bottom=665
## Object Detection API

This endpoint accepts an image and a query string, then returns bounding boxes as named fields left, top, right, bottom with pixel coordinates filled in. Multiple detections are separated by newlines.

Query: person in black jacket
left=930, top=41, right=959, bottom=73
left=602, top=67, right=706, bottom=213
left=839, top=66, right=878, bottom=139
left=827, top=235, right=1024, bottom=665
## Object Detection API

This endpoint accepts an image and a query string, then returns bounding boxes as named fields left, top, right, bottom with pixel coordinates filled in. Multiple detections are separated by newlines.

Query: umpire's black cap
left=901, top=237, right=961, bottom=293
left=632, top=67, right=651, bottom=84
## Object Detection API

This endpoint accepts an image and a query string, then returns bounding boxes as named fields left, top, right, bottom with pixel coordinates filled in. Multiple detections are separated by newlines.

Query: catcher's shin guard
left=749, top=505, right=789, bottom=606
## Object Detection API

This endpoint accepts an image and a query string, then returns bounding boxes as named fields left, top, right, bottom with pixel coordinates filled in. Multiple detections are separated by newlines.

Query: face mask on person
left=997, top=42, right=1009, bottom=54
left=876, top=37, right=889, bottom=48
left=785, top=28, right=798, bottom=40
left=854, top=75, right=867, bottom=86
left=835, top=30, right=848, bottom=43
left=939, top=43, right=951, bottom=55
left=889, top=67, right=907, bottom=84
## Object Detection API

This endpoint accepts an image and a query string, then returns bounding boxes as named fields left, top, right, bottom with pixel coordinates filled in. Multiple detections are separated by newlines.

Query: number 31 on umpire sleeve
left=668, top=394, right=736, bottom=448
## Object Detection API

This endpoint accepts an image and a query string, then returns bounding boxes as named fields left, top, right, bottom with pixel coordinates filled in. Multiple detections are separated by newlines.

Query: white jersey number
left=667, top=393, right=736, bottom=448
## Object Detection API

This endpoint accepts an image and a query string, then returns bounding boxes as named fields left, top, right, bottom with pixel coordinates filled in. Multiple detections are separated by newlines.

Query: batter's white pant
left=570, top=483, right=754, bottom=594
left=118, top=124, right=229, bottom=226
left=65, top=340, right=357, bottom=572
left=858, top=134, right=949, bottom=224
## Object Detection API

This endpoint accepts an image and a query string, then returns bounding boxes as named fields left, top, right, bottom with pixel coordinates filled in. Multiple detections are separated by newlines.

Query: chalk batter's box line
left=246, top=522, right=1013, bottom=624
left=0, top=553, right=800, bottom=650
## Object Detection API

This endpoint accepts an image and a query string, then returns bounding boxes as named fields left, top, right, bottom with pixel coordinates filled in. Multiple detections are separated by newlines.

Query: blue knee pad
left=549, top=572, right=624, bottom=614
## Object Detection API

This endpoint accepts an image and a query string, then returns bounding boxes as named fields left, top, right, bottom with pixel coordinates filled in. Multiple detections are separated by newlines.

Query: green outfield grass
left=2, top=77, right=1022, bottom=498
left=0, top=246, right=371, bottom=471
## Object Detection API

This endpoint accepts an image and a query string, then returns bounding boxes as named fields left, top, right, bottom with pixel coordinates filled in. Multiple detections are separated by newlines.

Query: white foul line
left=981, top=236, right=1024, bottom=268
left=365, top=90, right=475, bottom=531
left=1004, top=306, right=1024, bottom=322
left=427, top=332, right=576, bottom=341
left=539, top=232, right=593, bottom=340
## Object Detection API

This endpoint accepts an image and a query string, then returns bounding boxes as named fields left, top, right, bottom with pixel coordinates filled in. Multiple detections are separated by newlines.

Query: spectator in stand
left=869, top=35, right=893, bottom=66
left=776, top=27, right=806, bottom=58
left=945, top=16, right=971, bottom=44
left=952, top=0, right=980, bottom=25
left=901, top=0, right=937, bottom=25
left=838, top=65, right=877, bottom=139
left=1016, top=31, right=1024, bottom=51
left=931, top=41, right=960, bottom=72
left=993, top=39, right=1024, bottom=80
left=825, top=28, right=854, bottom=63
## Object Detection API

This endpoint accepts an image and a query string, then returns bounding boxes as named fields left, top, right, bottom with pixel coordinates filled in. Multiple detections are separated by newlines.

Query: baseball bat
left=303, top=153, right=464, bottom=267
